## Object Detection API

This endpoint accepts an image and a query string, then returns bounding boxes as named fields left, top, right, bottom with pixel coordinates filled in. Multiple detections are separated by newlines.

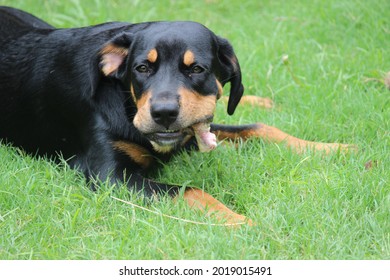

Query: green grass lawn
left=0, top=0, right=389, bottom=259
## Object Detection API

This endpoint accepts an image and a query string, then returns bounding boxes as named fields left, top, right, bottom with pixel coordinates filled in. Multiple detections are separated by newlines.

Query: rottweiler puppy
left=0, top=7, right=353, bottom=225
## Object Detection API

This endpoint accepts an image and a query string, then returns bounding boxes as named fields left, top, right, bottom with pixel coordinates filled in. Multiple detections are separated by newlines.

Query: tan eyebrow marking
left=183, top=50, right=195, bottom=66
left=147, top=48, right=158, bottom=63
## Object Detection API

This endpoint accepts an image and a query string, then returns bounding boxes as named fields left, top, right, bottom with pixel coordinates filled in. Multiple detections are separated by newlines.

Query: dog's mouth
left=148, top=129, right=187, bottom=146
left=146, top=117, right=216, bottom=151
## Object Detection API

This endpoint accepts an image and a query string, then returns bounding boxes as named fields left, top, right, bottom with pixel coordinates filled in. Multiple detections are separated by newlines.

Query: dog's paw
left=220, top=95, right=274, bottom=109
left=219, top=213, right=255, bottom=227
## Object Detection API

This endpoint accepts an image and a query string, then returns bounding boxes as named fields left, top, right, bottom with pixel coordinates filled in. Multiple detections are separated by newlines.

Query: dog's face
left=100, top=22, right=244, bottom=152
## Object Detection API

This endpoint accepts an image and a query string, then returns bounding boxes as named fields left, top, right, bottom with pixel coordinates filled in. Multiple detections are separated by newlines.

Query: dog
left=0, top=7, right=354, bottom=225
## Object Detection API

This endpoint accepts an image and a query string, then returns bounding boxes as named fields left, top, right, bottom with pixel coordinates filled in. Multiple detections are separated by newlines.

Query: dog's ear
left=99, top=32, right=133, bottom=79
left=216, top=36, right=244, bottom=115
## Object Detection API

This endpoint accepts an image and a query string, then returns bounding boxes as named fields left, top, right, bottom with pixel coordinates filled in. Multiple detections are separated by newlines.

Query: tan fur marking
left=220, top=95, right=274, bottom=109
left=133, top=88, right=217, bottom=138
left=133, top=91, right=152, bottom=130
left=215, top=123, right=357, bottom=154
left=216, top=79, right=223, bottom=99
left=150, top=142, right=174, bottom=154
left=249, top=124, right=356, bottom=154
left=135, top=91, right=150, bottom=109
left=178, top=87, right=216, bottom=124
left=147, top=48, right=158, bottom=63
left=242, top=96, right=273, bottom=108
left=130, top=84, right=136, bottom=103
left=183, top=50, right=195, bottom=66
left=113, top=141, right=153, bottom=169
left=177, top=188, right=252, bottom=226
left=214, top=130, right=241, bottom=141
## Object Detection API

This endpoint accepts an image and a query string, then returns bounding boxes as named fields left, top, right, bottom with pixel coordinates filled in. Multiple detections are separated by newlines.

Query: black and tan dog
left=0, top=7, right=353, bottom=225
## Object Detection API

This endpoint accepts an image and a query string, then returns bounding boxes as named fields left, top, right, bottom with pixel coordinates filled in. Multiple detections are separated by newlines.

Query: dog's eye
left=135, top=65, right=149, bottom=73
left=191, top=65, right=204, bottom=74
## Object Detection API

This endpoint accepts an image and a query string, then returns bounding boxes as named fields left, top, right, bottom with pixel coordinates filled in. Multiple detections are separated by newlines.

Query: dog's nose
left=151, top=101, right=179, bottom=129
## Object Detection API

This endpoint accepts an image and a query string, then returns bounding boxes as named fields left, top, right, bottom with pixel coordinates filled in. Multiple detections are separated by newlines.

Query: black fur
left=0, top=7, right=244, bottom=196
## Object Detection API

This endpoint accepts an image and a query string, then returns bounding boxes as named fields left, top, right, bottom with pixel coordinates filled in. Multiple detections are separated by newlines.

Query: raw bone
left=192, top=122, right=217, bottom=152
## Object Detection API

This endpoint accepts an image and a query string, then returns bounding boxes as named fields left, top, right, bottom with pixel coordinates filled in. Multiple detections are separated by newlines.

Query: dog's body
left=0, top=7, right=353, bottom=225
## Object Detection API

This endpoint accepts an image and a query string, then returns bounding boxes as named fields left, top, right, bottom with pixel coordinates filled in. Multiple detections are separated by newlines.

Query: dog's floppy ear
left=99, top=32, right=133, bottom=79
left=216, top=36, right=244, bottom=115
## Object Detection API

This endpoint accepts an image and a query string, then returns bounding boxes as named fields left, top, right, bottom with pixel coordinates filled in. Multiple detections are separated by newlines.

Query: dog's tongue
left=192, top=122, right=217, bottom=152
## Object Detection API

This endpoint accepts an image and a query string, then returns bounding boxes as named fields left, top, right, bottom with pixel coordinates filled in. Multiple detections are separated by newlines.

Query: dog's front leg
left=220, top=95, right=274, bottom=109
left=178, top=187, right=252, bottom=226
left=211, top=123, right=357, bottom=154
left=125, top=174, right=252, bottom=226
left=82, top=138, right=252, bottom=226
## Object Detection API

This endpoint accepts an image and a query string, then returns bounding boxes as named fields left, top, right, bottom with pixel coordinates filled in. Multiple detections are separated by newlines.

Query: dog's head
left=99, top=22, right=243, bottom=151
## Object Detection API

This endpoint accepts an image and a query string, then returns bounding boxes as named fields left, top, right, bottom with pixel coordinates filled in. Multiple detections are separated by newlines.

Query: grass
left=0, top=0, right=389, bottom=259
